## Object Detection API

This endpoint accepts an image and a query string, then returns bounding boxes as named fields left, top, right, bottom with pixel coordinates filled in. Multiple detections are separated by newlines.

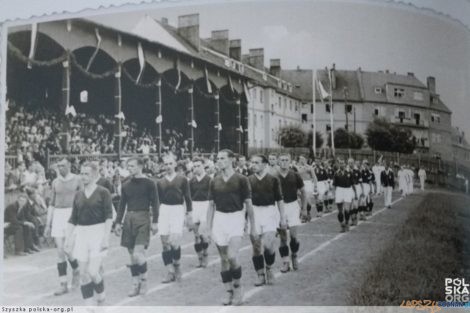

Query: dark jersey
left=97, top=177, right=114, bottom=194
left=333, top=169, right=354, bottom=188
left=190, top=175, right=211, bottom=202
left=209, top=173, right=251, bottom=213
left=278, top=170, right=304, bottom=203
left=361, top=169, right=374, bottom=184
left=326, top=167, right=335, bottom=180
left=315, top=167, right=329, bottom=181
left=351, top=168, right=361, bottom=185
left=381, top=170, right=395, bottom=187
left=157, top=175, right=192, bottom=211
left=248, top=173, right=283, bottom=206
left=70, top=185, right=113, bottom=226
left=117, top=177, right=159, bottom=224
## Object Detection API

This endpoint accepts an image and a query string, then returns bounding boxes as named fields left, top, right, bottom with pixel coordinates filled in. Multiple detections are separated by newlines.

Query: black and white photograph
left=1, top=0, right=470, bottom=310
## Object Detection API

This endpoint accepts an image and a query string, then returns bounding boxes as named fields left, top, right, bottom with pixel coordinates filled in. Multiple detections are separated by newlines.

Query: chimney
left=161, top=17, right=168, bottom=25
left=407, top=72, right=414, bottom=77
left=210, top=30, right=229, bottom=55
left=269, top=59, right=281, bottom=77
left=427, top=76, right=436, bottom=93
left=178, top=13, right=200, bottom=51
left=330, top=63, right=337, bottom=90
left=248, top=48, right=264, bottom=70
left=229, top=39, right=241, bottom=61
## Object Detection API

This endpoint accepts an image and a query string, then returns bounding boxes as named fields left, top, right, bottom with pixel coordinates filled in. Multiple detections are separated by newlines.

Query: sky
left=2, top=0, right=470, bottom=135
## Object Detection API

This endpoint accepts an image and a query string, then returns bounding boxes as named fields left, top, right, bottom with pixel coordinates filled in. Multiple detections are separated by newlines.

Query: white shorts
left=354, top=184, right=362, bottom=197
left=251, top=205, right=280, bottom=235
left=212, top=210, right=245, bottom=246
left=283, top=201, right=302, bottom=227
left=335, top=187, right=354, bottom=204
left=362, top=184, right=371, bottom=197
left=51, top=208, right=72, bottom=238
left=72, top=223, right=107, bottom=262
left=303, top=180, right=314, bottom=194
left=158, top=204, right=185, bottom=236
left=192, top=201, right=209, bottom=225
left=317, top=181, right=329, bottom=199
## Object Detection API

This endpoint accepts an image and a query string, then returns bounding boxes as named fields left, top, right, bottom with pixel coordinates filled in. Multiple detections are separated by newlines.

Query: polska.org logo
left=445, top=278, right=470, bottom=303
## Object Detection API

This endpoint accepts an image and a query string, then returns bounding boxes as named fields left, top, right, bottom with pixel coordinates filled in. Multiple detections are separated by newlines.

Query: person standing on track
left=65, top=162, right=113, bottom=306
left=381, top=161, right=395, bottom=209
left=157, top=154, right=193, bottom=283
left=267, top=153, right=281, bottom=176
left=114, top=157, right=159, bottom=297
left=314, top=161, right=329, bottom=218
left=295, top=155, right=317, bottom=222
left=325, top=159, right=336, bottom=213
left=248, top=155, right=286, bottom=286
left=333, top=158, right=354, bottom=232
left=277, top=153, right=307, bottom=272
left=418, top=166, right=427, bottom=191
left=349, top=159, right=362, bottom=226
left=360, top=160, right=374, bottom=219
left=45, top=158, right=82, bottom=296
left=206, top=149, right=257, bottom=306
left=189, top=157, right=211, bottom=268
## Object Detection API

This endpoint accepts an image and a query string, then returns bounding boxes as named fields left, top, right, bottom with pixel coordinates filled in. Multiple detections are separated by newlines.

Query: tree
left=366, top=117, right=416, bottom=153
left=278, top=126, right=307, bottom=148
left=327, top=128, right=364, bottom=149
left=307, top=130, right=324, bottom=149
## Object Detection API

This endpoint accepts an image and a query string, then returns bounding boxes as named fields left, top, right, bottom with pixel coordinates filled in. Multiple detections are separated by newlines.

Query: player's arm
left=150, top=180, right=160, bottom=224
left=206, top=180, right=215, bottom=232
left=65, top=195, right=78, bottom=255
left=245, top=198, right=256, bottom=237
left=183, top=178, right=193, bottom=229
left=102, top=189, right=114, bottom=249
left=274, top=177, right=286, bottom=227
left=45, top=180, right=56, bottom=237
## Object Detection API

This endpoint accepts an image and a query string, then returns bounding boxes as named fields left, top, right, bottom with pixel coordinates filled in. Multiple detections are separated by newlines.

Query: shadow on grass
left=350, top=193, right=466, bottom=305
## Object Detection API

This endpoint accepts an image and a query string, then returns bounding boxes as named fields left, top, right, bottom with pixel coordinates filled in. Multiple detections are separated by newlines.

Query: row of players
left=44, top=150, right=396, bottom=306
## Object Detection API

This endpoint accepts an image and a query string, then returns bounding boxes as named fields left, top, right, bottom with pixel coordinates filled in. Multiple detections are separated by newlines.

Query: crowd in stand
left=5, top=100, right=197, bottom=161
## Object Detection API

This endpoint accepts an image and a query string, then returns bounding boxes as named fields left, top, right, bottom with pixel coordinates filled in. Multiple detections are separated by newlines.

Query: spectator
left=4, top=194, right=38, bottom=255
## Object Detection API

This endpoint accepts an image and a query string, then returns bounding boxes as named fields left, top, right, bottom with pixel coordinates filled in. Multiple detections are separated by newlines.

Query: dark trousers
left=4, top=224, right=33, bottom=253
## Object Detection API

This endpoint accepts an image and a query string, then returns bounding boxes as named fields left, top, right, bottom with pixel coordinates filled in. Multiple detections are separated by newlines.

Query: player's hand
left=100, top=238, right=109, bottom=252
left=114, top=223, right=122, bottom=237
left=151, top=223, right=158, bottom=235
left=250, top=227, right=259, bottom=240
left=279, top=218, right=288, bottom=230
left=185, top=214, right=194, bottom=231
left=300, top=209, right=308, bottom=220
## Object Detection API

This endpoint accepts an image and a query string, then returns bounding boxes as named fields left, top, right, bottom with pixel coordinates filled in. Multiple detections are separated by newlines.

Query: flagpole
left=312, top=70, right=316, bottom=159
left=328, top=67, right=335, bottom=158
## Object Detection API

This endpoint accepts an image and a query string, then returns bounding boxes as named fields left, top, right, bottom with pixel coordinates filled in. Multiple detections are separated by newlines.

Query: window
left=289, top=100, right=292, bottom=111
left=279, top=97, right=282, bottom=108
left=394, top=88, right=405, bottom=98
left=398, top=111, right=405, bottom=122
left=302, top=114, right=307, bottom=123
left=326, top=125, right=331, bottom=131
left=413, top=91, right=423, bottom=101
left=414, top=113, right=421, bottom=125
left=345, top=104, right=352, bottom=113
left=345, top=125, right=349, bottom=130
left=260, top=90, right=263, bottom=102
left=374, top=87, right=382, bottom=94
left=284, top=98, right=287, bottom=109
left=295, top=103, right=298, bottom=112
left=254, top=114, right=257, bottom=127
left=374, top=108, right=379, bottom=116
left=325, top=104, right=330, bottom=113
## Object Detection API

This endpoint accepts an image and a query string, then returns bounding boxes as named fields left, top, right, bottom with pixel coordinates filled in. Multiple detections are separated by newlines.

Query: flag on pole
left=204, top=67, right=212, bottom=94
left=27, top=23, right=38, bottom=69
left=215, top=123, right=222, bottom=131
left=318, top=80, right=330, bottom=100
left=191, top=120, right=198, bottom=128
left=65, top=105, right=77, bottom=117
left=236, top=125, right=244, bottom=133
left=228, top=76, right=234, bottom=94
left=136, top=42, right=146, bottom=83
left=155, top=115, right=163, bottom=124
left=86, top=28, right=102, bottom=71
left=115, top=111, right=125, bottom=120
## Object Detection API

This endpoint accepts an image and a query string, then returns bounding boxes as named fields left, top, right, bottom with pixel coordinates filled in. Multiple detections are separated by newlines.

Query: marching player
left=314, top=160, right=330, bottom=218
left=295, top=155, right=318, bottom=222
left=349, top=159, right=362, bottom=226
left=65, top=162, right=113, bottom=305
left=360, top=160, right=375, bottom=219
left=248, top=155, right=286, bottom=286
left=45, top=158, right=82, bottom=296
left=206, top=149, right=257, bottom=305
left=267, top=153, right=280, bottom=176
left=325, top=160, right=336, bottom=213
left=189, top=157, right=211, bottom=268
left=157, top=154, right=193, bottom=283
left=114, top=157, right=159, bottom=297
left=381, top=161, right=395, bottom=209
left=277, top=153, right=308, bottom=272
left=333, top=158, right=354, bottom=232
